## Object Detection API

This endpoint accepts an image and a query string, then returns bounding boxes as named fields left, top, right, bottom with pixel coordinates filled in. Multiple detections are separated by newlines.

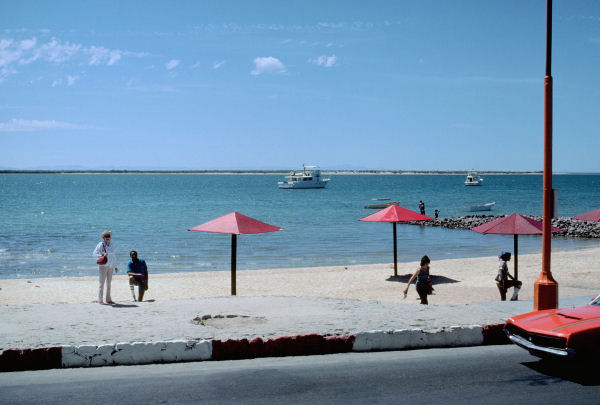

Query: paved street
left=2, top=345, right=599, bottom=404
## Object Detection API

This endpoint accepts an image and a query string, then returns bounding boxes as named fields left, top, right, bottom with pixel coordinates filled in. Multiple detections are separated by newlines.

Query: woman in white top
left=93, top=230, right=118, bottom=304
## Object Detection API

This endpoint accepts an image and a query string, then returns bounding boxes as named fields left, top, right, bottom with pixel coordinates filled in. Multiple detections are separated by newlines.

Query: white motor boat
left=465, top=171, right=483, bottom=186
left=462, top=201, right=495, bottom=212
left=278, top=165, right=330, bottom=189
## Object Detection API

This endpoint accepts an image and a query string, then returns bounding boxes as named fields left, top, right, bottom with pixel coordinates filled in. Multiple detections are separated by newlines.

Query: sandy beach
left=2, top=247, right=599, bottom=306
left=1, top=247, right=599, bottom=349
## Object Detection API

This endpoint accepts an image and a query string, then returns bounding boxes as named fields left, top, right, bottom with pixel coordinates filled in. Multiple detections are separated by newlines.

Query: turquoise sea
left=0, top=173, right=598, bottom=279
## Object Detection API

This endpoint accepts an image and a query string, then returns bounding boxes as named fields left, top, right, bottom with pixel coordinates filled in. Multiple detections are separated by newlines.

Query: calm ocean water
left=0, top=173, right=598, bottom=279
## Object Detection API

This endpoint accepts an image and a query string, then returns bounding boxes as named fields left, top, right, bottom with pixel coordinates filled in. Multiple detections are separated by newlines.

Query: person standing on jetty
left=93, top=230, right=118, bottom=305
left=419, top=200, right=426, bottom=215
left=127, top=250, right=148, bottom=302
left=495, top=251, right=522, bottom=301
left=404, top=255, right=432, bottom=305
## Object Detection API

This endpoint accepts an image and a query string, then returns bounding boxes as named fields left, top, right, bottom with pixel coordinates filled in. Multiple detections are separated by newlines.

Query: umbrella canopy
left=471, top=213, right=563, bottom=286
left=188, top=212, right=282, bottom=295
left=471, top=213, right=562, bottom=235
left=360, top=205, right=432, bottom=276
left=573, top=208, right=600, bottom=222
left=188, top=211, right=282, bottom=235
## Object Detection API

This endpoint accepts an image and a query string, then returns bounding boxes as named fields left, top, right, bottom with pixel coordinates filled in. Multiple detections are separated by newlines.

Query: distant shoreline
left=3, top=170, right=597, bottom=175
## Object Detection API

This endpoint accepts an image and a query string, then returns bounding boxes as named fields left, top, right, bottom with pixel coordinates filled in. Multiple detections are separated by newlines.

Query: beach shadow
left=521, top=358, right=600, bottom=386
left=109, top=303, right=139, bottom=308
left=386, top=274, right=460, bottom=285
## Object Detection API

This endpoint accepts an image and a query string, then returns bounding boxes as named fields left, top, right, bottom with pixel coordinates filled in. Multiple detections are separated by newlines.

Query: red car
left=504, top=295, right=600, bottom=358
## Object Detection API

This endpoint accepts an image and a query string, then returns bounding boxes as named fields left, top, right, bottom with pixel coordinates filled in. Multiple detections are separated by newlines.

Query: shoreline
left=3, top=170, right=600, bottom=175
left=1, top=244, right=598, bottom=282
left=2, top=247, right=599, bottom=306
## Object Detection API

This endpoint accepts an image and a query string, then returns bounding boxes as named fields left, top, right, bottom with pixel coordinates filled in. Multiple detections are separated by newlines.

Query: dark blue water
left=0, top=173, right=598, bottom=279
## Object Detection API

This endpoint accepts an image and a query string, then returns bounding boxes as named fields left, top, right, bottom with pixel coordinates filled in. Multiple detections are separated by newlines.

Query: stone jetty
left=409, top=215, right=600, bottom=238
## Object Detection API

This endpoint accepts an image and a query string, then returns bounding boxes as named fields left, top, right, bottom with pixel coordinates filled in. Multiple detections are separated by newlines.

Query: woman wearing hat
left=93, top=230, right=118, bottom=304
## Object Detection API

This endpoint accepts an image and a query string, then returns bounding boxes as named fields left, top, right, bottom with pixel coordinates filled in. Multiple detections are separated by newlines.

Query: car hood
left=510, top=305, right=600, bottom=335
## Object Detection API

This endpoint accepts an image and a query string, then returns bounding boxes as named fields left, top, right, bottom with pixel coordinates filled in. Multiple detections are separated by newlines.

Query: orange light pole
left=534, top=0, right=558, bottom=310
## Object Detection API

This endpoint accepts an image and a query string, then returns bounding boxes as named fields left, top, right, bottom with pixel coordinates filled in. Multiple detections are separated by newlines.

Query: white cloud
left=87, top=46, right=121, bottom=66
left=52, top=75, right=79, bottom=87
left=40, top=38, right=82, bottom=63
left=212, top=60, right=226, bottom=69
left=309, top=55, right=338, bottom=67
left=20, top=38, right=37, bottom=50
left=0, top=118, right=89, bottom=132
left=191, top=61, right=202, bottom=69
left=250, top=56, right=286, bottom=75
left=50, top=74, right=80, bottom=87
left=165, top=59, right=180, bottom=70
left=0, top=36, right=145, bottom=83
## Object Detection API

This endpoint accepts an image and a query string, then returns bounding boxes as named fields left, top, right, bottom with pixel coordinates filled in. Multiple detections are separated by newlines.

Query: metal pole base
left=534, top=277, right=558, bottom=310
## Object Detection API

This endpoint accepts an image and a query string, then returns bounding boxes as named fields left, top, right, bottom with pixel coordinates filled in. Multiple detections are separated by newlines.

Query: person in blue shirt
left=127, top=250, right=148, bottom=302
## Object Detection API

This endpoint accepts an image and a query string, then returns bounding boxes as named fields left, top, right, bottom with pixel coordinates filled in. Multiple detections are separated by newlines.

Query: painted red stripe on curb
left=482, top=323, right=510, bottom=345
left=0, top=347, right=62, bottom=372
left=212, top=334, right=355, bottom=361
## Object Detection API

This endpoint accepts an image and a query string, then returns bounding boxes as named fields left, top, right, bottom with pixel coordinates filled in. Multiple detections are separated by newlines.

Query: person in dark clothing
left=418, top=200, right=426, bottom=215
left=127, top=250, right=148, bottom=302
left=434, top=209, right=440, bottom=218
left=404, top=255, right=432, bottom=305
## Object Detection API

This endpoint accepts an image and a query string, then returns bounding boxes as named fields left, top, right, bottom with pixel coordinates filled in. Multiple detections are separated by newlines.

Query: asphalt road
left=1, top=345, right=599, bottom=404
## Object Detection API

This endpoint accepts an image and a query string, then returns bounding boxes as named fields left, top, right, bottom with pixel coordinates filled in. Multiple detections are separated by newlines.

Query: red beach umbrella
left=360, top=205, right=432, bottom=276
left=573, top=208, right=600, bottom=222
left=471, top=213, right=562, bottom=282
left=188, top=212, right=282, bottom=295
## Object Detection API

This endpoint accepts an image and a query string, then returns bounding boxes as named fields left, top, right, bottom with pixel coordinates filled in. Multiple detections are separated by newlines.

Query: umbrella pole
left=514, top=234, right=519, bottom=281
left=231, top=234, right=237, bottom=296
left=393, top=222, right=398, bottom=277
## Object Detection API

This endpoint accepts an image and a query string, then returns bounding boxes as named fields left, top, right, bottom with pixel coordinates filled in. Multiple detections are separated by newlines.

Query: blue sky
left=1, top=0, right=598, bottom=171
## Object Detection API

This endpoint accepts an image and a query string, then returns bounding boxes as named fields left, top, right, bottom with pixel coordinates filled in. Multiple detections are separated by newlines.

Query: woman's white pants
left=98, top=266, right=113, bottom=302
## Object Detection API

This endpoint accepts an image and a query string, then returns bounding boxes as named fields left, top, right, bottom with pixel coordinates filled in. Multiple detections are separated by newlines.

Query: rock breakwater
left=409, top=215, right=600, bottom=238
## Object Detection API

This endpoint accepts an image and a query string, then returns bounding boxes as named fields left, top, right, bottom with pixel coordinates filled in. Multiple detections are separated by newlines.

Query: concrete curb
left=352, top=325, right=484, bottom=352
left=0, top=323, right=508, bottom=372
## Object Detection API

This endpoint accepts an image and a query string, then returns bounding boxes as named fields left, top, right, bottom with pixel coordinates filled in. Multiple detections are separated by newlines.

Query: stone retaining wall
left=409, top=215, right=600, bottom=238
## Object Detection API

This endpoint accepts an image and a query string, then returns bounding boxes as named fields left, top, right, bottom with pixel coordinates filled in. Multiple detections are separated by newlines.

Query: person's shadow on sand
left=386, top=274, right=460, bottom=285
left=109, top=299, right=156, bottom=308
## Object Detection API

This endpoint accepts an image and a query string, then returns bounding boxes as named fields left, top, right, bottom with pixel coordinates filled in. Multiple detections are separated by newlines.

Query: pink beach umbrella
left=188, top=212, right=282, bottom=295
left=360, top=205, right=432, bottom=277
left=471, top=213, right=562, bottom=282
left=573, top=208, right=600, bottom=222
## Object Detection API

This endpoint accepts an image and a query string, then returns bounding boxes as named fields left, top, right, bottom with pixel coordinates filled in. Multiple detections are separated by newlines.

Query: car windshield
left=591, top=295, right=600, bottom=306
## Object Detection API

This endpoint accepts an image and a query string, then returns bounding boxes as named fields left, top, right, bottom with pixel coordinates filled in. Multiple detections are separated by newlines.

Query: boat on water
left=462, top=201, right=495, bottom=212
left=278, top=165, right=330, bottom=189
left=465, top=171, right=483, bottom=186
left=364, top=198, right=400, bottom=209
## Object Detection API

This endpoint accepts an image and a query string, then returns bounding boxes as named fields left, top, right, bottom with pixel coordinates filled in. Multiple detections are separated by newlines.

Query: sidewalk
left=0, top=295, right=590, bottom=371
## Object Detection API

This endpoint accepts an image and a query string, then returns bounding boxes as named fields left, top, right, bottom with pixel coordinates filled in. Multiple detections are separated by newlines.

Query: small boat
left=364, top=198, right=400, bottom=209
left=465, top=171, right=483, bottom=186
left=278, top=165, right=330, bottom=189
left=462, top=201, right=495, bottom=212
